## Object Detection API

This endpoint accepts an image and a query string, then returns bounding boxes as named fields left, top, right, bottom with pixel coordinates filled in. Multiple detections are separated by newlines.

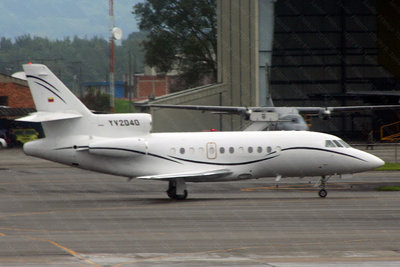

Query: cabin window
left=189, top=147, right=195, bottom=154
left=238, top=147, right=244, bottom=153
left=170, top=148, right=176, bottom=155
left=325, top=140, right=336, bottom=148
left=198, top=147, right=204, bottom=154
left=266, top=146, right=272, bottom=153
left=248, top=147, right=253, bottom=153
left=333, top=140, right=343, bottom=147
left=257, top=146, right=263, bottom=153
left=180, top=148, right=185, bottom=154
left=229, top=147, right=234, bottom=154
left=220, top=147, right=225, bottom=154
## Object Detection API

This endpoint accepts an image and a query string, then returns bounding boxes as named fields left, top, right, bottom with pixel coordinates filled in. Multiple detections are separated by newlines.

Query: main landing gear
left=166, top=178, right=188, bottom=200
left=318, top=175, right=329, bottom=198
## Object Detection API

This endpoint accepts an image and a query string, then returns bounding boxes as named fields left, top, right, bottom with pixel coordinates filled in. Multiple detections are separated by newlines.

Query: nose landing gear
left=318, top=176, right=329, bottom=198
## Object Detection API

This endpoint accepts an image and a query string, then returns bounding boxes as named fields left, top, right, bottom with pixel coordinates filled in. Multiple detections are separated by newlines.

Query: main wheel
left=318, top=189, right=327, bottom=198
left=175, top=190, right=188, bottom=200
left=167, top=189, right=188, bottom=200
left=166, top=180, right=188, bottom=200
left=167, top=190, right=175, bottom=199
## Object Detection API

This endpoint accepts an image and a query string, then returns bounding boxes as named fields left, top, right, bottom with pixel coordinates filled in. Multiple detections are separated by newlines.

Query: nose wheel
left=318, top=176, right=329, bottom=198
left=318, top=189, right=327, bottom=198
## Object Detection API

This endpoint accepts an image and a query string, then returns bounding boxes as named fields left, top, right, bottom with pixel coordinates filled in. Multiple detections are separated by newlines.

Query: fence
left=351, top=143, right=400, bottom=163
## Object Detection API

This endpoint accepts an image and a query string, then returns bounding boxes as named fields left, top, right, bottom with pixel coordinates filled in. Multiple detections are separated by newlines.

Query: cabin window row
left=170, top=146, right=273, bottom=155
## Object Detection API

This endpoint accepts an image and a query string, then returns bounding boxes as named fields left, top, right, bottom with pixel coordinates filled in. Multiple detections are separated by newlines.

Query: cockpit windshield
left=325, top=139, right=350, bottom=148
left=333, top=140, right=343, bottom=147
left=325, top=140, right=335, bottom=147
left=338, top=140, right=350, bottom=148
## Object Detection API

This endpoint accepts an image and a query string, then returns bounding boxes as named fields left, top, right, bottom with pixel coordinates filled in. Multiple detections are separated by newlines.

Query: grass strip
left=115, top=99, right=134, bottom=113
left=375, top=163, right=400, bottom=171
left=377, top=186, right=400, bottom=191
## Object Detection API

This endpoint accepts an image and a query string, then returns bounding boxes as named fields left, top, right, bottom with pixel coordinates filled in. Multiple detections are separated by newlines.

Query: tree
left=133, top=0, right=217, bottom=88
left=80, top=88, right=110, bottom=112
left=0, top=34, right=146, bottom=89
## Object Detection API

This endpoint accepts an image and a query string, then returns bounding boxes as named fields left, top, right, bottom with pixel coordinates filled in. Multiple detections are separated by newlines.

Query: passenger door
left=206, top=142, right=217, bottom=159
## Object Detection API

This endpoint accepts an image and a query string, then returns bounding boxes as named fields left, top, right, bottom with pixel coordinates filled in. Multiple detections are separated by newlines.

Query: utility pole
left=109, top=0, right=115, bottom=112
left=109, top=0, right=122, bottom=112
left=128, top=51, right=135, bottom=113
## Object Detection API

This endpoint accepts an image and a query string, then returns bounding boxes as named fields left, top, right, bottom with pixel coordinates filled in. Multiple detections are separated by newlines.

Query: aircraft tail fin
left=20, top=64, right=152, bottom=139
left=22, top=64, right=91, bottom=116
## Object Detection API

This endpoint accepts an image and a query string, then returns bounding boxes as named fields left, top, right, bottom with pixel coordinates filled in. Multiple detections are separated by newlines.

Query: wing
left=347, top=91, right=400, bottom=96
left=138, top=103, right=400, bottom=122
left=137, top=169, right=232, bottom=182
left=138, top=103, right=248, bottom=114
left=136, top=103, right=281, bottom=120
left=297, top=105, right=400, bottom=115
left=140, top=103, right=400, bottom=114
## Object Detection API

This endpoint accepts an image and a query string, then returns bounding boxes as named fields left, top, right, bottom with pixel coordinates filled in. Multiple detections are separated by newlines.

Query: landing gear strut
left=318, top=175, right=329, bottom=198
left=166, top=178, right=188, bottom=200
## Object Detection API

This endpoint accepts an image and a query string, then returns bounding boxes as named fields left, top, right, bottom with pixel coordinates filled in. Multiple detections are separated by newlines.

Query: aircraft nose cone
left=356, top=150, right=385, bottom=171
left=370, top=155, right=384, bottom=169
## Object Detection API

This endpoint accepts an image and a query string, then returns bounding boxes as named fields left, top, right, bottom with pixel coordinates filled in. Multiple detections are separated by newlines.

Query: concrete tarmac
left=1, top=148, right=400, bottom=266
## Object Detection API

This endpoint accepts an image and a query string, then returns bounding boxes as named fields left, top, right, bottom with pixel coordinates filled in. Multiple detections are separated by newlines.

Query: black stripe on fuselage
left=56, top=145, right=279, bottom=166
left=55, top=146, right=279, bottom=166
left=169, top=153, right=280, bottom=166
left=55, top=146, right=182, bottom=164
left=281, top=147, right=367, bottom=162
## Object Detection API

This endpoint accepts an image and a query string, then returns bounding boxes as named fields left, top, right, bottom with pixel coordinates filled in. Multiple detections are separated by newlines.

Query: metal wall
left=271, top=0, right=400, bottom=139
left=140, top=0, right=264, bottom=132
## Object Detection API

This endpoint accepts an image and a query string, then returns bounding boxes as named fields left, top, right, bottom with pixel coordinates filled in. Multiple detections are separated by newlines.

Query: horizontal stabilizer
left=16, top=111, right=82, bottom=122
left=137, top=169, right=232, bottom=181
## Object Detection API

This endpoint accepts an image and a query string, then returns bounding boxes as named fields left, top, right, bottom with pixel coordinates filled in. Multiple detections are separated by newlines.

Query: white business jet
left=18, top=64, right=384, bottom=199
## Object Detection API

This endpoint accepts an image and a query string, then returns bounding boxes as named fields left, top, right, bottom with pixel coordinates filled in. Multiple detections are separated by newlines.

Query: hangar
left=137, top=0, right=400, bottom=141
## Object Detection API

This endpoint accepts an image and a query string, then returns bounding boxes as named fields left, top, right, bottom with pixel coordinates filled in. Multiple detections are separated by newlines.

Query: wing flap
left=137, top=169, right=232, bottom=181
left=16, top=111, right=82, bottom=122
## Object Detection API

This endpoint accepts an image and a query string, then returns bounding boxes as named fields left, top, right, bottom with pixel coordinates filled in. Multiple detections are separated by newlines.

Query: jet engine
left=88, top=137, right=147, bottom=157
left=318, top=109, right=331, bottom=120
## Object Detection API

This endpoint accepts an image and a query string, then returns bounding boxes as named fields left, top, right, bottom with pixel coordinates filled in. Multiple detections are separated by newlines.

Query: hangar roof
left=0, top=73, right=28, bottom=87
left=0, top=107, right=35, bottom=119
